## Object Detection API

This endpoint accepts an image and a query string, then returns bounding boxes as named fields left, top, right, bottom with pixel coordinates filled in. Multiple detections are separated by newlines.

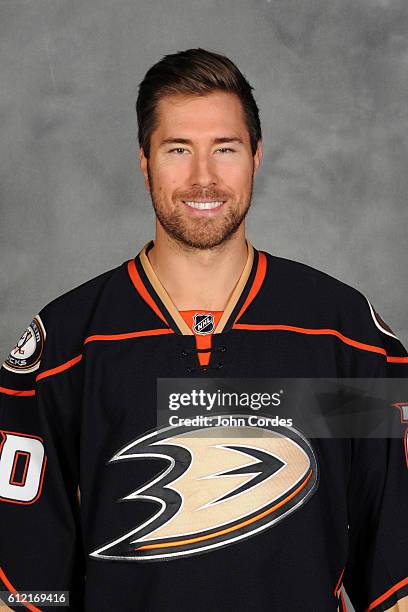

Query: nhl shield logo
left=192, top=313, right=215, bottom=335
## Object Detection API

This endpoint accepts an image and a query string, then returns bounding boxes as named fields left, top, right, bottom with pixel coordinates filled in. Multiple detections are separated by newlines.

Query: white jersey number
left=0, top=430, right=46, bottom=504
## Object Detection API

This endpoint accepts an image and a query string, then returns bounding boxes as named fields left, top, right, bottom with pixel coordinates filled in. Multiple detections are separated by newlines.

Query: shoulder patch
left=3, top=315, right=46, bottom=374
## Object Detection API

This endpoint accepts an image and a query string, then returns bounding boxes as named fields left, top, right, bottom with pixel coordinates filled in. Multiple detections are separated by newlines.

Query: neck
left=147, top=224, right=248, bottom=310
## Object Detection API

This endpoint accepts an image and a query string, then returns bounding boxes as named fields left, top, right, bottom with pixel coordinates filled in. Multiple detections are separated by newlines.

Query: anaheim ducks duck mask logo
left=3, top=315, right=46, bottom=374
left=90, top=417, right=318, bottom=562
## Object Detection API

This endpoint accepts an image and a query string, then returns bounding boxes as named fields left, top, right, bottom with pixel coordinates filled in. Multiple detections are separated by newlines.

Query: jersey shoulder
left=256, top=250, right=370, bottom=321
left=2, top=259, right=131, bottom=383
left=263, top=250, right=365, bottom=306
left=254, top=250, right=407, bottom=358
left=41, top=263, right=123, bottom=322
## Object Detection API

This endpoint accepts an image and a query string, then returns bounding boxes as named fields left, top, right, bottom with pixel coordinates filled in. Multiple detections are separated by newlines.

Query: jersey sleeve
left=343, top=300, right=408, bottom=611
left=0, top=310, right=85, bottom=611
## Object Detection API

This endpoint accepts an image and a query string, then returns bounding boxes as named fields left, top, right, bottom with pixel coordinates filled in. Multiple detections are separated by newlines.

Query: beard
left=147, top=163, right=254, bottom=250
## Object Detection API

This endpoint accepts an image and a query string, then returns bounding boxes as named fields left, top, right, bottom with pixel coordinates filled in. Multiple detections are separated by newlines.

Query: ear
left=253, top=140, right=263, bottom=176
left=139, top=147, right=150, bottom=191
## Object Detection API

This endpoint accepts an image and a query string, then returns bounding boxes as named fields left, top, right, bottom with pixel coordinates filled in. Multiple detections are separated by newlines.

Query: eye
left=216, top=148, right=235, bottom=154
left=169, top=147, right=188, bottom=154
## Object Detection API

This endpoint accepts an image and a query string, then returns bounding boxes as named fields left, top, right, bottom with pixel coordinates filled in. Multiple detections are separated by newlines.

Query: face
left=140, top=91, right=262, bottom=250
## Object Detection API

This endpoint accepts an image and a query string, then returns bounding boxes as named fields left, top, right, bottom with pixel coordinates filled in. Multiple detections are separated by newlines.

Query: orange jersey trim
left=10, top=450, right=30, bottom=487
left=0, top=386, right=36, bottom=397
left=234, top=251, right=267, bottom=324
left=195, top=334, right=212, bottom=366
left=0, top=566, right=42, bottom=611
left=232, top=323, right=408, bottom=362
left=127, top=259, right=169, bottom=326
left=387, top=355, right=408, bottom=363
left=36, top=354, right=83, bottom=382
left=367, top=576, right=408, bottom=610
left=136, top=468, right=313, bottom=551
left=84, top=328, right=174, bottom=344
left=35, top=329, right=174, bottom=382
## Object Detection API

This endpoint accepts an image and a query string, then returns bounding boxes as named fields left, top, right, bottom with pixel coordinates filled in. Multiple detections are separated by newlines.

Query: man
left=0, top=48, right=407, bottom=611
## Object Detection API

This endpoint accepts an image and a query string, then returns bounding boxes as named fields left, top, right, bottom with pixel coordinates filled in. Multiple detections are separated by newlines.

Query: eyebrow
left=159, top=137, right=244, bottom=147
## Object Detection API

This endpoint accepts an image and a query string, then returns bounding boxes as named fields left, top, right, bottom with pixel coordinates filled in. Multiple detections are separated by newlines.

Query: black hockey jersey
left=1, top=241, right=407, bottom=612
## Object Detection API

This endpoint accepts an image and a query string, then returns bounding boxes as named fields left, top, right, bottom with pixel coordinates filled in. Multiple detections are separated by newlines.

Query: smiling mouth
left=183, top=200, right=225, bottom=210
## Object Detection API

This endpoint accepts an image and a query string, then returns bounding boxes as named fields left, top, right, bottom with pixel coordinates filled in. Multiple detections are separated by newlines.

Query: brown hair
left=136, top=48, right=262, bottom=158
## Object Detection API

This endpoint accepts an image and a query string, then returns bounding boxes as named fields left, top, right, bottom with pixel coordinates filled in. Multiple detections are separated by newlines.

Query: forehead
left=153, top=91, right=248, bottom=139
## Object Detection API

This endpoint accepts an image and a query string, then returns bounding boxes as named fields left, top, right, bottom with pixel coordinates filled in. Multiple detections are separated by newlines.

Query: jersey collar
left=127, top=239, right=267, bottom=335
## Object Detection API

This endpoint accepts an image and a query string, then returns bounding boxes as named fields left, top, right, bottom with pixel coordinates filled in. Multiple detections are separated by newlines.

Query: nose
left=189, top=152, right=218, bottom=188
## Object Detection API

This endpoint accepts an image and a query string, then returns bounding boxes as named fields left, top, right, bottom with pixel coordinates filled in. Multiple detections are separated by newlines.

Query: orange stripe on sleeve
left=36, top=354, right=83, bottom=382
left=30, top=328, right=174, bottom=380
left=386, top=355, right=408, bottom=363
left=367, top=576, right=408, bottom=611
left=0, top=386, right=36, bottom=397
left=32, top=328, right=173, bottom=383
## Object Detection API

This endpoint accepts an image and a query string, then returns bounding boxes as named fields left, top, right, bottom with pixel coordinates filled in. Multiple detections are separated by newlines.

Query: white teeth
left=184, top=201, right=224, bottom=209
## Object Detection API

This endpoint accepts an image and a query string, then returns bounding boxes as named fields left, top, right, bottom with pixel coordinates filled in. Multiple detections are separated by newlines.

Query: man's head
left=136, top=48, right=263, bottom=250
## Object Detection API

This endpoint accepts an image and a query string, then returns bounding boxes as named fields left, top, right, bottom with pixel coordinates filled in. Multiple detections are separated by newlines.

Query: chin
left=177, top=226, right=240, bottom=250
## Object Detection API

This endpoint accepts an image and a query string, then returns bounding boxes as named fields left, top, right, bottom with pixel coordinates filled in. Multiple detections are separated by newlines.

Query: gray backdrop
left=1, top=1, right=407, bottom=609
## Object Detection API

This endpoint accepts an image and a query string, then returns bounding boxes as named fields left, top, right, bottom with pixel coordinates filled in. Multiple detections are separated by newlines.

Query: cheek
left=154, top=163, right=189, bottom=190
left=222, top=163, right=253, bottom=191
